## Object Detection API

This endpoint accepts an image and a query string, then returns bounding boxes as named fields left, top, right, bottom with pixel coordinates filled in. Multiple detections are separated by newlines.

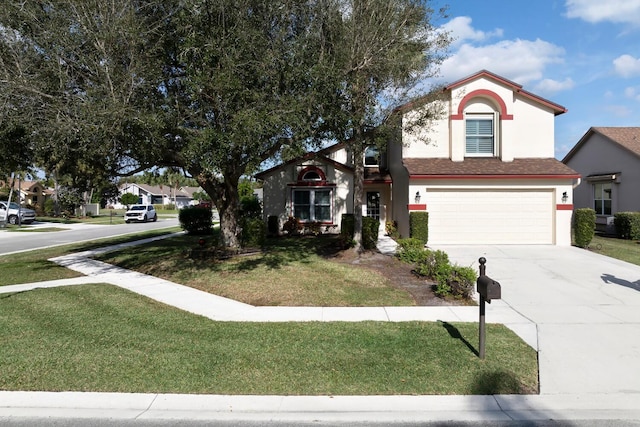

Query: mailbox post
left=477, top=257, right=501, bottom=359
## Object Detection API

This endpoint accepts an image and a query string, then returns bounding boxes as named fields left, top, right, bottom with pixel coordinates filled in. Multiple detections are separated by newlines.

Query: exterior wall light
left=562, top=191, right=568, bottom=203
left=415, top=191, right=421, bottom=203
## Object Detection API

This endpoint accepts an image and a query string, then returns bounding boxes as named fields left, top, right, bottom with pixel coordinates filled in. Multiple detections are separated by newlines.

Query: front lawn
left=0, top=284, right=538, bottom=395
left=96, top=234, right=415, bottom=307
left=588, top=233, right=640, bottom=266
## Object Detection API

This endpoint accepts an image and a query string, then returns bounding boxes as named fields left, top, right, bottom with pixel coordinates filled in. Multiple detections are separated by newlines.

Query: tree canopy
left=0, top=0, right=450, bottom=248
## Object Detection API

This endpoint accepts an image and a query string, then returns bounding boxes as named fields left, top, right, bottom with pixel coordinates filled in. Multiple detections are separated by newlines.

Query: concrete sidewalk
left=1, top=235, right=640, bottom=422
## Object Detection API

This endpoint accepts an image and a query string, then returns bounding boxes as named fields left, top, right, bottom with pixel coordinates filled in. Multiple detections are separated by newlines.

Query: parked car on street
left=124, top=204, right=158, bottom=223
left=0, top=201, right=37, bottom=225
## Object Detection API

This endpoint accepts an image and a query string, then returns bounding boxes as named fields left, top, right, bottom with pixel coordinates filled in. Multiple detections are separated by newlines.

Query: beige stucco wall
left=261, top=160, right=354, bottom=233
left=402, top=77, right=556, bottom=161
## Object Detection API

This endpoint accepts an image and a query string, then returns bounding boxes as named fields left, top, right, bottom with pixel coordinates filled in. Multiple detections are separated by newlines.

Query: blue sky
left=432, top=0, right=640, bottom=159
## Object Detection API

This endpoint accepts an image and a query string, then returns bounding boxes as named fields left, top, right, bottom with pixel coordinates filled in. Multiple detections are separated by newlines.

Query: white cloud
left=624, top=86, right=640, bottom=100
left=565, top=0, right=640, bottom=25
left=440, top=38, right=565, bottom=84
left=613, top=54, right=640, bottom=77
left=604, top=104, right=633, bottom=117
left=441, top=17, right=503, bottom=47
left=534, top=78, right=575, bottom=94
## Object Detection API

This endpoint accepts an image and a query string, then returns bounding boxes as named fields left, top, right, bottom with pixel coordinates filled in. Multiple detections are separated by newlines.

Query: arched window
left=364, top=146, right=379, bottom=166
left=302, top=170, right=322, bottom=181
left=464, top=98, right=499, bottom=157
left=297, top=166, right=326, bottom=183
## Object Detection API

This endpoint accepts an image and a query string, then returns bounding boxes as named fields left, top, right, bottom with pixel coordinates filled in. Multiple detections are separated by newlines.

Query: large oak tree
left=0, top=0, right=449, bottom=249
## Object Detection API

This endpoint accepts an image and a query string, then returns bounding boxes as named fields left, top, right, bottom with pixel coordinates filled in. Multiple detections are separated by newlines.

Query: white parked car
left=124, top=204, right=157, bottom=223
left=0, top=201, right=37, bottom=225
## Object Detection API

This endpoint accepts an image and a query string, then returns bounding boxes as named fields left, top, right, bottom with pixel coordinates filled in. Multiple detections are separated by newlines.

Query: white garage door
left=427, top=189, right=554, bottom=244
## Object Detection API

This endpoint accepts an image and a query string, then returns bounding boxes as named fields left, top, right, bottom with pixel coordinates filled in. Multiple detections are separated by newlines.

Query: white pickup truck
left=0, top=201, right=37, bottom=225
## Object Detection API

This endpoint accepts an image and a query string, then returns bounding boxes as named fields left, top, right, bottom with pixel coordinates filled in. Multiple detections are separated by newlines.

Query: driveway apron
left=432, top=244, right=640, bottom=395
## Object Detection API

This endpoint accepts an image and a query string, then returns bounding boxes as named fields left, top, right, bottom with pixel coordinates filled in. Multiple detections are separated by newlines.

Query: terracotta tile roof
left=592, top=127, right=640, bottom=157
left=403, top=158, right=579, bottom=178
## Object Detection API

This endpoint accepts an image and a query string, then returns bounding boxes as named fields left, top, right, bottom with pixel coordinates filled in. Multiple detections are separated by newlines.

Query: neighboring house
left=256, top=70, right=580, bottom=245
left=562, top=127, right=640, bottom=233
left=2, top=180, right=51, bottom=210
left=115, top=183, right=205, bottom=209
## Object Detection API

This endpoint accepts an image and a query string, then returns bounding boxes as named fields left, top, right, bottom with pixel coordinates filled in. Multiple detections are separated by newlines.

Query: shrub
left=385, top=220, right=398, bottom=238
left=44, top=198, right=55, bottom=216
left=573, top=208, right=596, bottom=248
left=178, top=206, right=213, bottom=235
left=409, top=211, right=429, bottom=244
left=362, top=216, right=379, bottom=250
left=340, top=214, right=354, bottom=240
left=395, top=238, right=428, bottom=264
left=267, top=216, right=279, bottom=236
left=415, top=249, right=451, bottom=284
left=339, top=214, right=379, bottom=249
left=240, top=196, right=262, bottom=219
left=241, top=217, right=266, bottom=248
left=282, top=216, right=302, bottom=235
left=614, top=212, right=640, bottom=240
left=446, top=265, right=477, bottom=299
left=120, top=192, right=139, bottom=207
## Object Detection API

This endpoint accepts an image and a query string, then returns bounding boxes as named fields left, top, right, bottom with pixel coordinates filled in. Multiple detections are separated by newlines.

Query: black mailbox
left=477, top=275, right=501, bottom=303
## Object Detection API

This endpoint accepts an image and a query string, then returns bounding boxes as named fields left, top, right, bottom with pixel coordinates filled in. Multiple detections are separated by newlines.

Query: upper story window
left=465, top=114, right=495, bottom=156
left=364, top=146, right=379, bottom=167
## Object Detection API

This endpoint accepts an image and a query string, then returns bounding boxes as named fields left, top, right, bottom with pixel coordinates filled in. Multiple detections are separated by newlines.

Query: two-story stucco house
left=256, top=70, right=580, bottom=245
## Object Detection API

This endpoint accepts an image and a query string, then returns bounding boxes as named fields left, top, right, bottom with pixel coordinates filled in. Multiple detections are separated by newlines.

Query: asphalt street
left=0, top=216, right=180, bottom=255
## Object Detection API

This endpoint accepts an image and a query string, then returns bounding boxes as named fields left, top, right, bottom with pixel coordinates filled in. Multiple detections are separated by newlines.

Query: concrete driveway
left=432, top=244, right=640, bottom=395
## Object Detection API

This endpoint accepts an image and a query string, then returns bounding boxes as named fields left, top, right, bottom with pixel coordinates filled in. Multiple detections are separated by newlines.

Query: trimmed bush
left=409, top=211, right=429, bottom=244
left=614, top=212, right=640, bottom=240
left=178, top=206, right=213, bottom=235
left=395, top=238, right=428, bottom=264
left=446, top=265, right=477, bottom=299
left=241, top=217, right=266, bottom=247
left=573, top=208, right=596, bottom=248
left=340, top=214, right=354, bottom=240
left=267, top=216, right=279, bottom=236
left=362, top=216, right=379, bottom=250
left=339, top=214, right=379, bottom=249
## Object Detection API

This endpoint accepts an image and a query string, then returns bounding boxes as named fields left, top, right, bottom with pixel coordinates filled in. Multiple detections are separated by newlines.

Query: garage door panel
left=427, top=190, right=553, bottom=244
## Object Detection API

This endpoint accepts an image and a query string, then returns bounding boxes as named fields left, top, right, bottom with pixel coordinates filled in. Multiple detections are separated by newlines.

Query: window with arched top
left=297, top=166, right=326, bottom=183
left=464, top=99, right=499, bottom=157
left=364, top=146, right=379, bottom=167
left=302, top=170, right=322, bottom=181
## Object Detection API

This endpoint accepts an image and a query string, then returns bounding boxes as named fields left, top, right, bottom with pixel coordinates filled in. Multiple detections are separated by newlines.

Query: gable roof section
left=563, top=127, right=640, bottom=163
left=397, top=70, right=567, bottom=116
left=446, top=70, right=567, bottom=116
left=121, top=183, right=167, bottom=196
left=255, top=151, right=353, bottom=180
left=404, top=158, right=579, bottom=179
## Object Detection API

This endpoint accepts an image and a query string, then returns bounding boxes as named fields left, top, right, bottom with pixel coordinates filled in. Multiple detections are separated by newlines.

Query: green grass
left=588, top=233, right=640, bottom=266
left=0, top=284, right=538, bottom=395
left=97, top=234, right=414, bottom=306
left=0, top=228, right=181, bottom=286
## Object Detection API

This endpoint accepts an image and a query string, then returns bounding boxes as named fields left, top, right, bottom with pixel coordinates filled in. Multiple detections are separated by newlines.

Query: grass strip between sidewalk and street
left=0, top=284, right=538, bottom=395
left=0, top=227, right=181, bottom=286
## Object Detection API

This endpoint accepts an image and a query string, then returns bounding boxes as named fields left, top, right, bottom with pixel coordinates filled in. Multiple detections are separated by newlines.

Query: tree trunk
left=195, top=171, right=241, bottom=250
left=352, top=131, right=366, bottom=254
